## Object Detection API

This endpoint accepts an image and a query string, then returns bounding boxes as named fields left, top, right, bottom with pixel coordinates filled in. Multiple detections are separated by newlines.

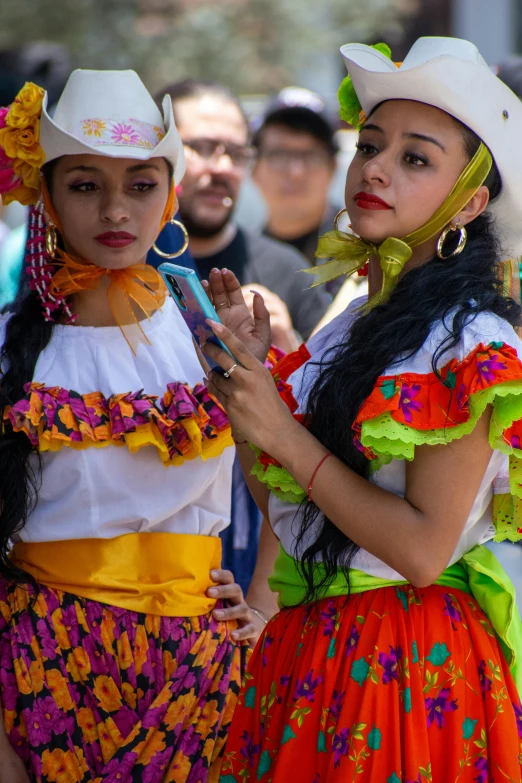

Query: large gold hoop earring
left=45, top=222, right=59, bottom=258
left=152, top=219, right=189, bottom=259
left=334, top=208, right=348, bottom=231
left=436, top=222, right=467, bottom=260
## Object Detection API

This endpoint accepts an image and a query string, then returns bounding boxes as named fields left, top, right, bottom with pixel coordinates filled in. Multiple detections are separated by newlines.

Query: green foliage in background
left=0, top=0, right=416, bottom=93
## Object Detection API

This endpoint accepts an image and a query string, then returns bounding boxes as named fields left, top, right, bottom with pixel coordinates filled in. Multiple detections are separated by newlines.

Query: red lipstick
left=354, top=192, right=392, bottom=210
left=95, top=231, right=136, bottom=248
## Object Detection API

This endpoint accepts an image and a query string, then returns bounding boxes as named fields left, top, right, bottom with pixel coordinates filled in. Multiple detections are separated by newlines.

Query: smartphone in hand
left=158, top=262, right=239, bottom=375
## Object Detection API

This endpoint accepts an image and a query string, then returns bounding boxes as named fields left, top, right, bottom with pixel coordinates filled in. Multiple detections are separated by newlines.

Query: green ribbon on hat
left=304, top=142, right=493, bottom=312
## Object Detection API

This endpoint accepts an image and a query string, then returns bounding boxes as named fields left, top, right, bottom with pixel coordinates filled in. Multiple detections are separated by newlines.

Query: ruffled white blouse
left=0, top=297, right=234, bottom=543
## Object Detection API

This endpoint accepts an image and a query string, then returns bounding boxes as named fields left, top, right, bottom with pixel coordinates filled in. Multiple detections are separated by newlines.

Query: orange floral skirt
left=219, top=585, right=522, bottom=782
left=0, top=579, right=249, bottom=782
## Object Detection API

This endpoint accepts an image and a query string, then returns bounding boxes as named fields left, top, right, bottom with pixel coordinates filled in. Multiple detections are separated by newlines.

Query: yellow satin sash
left=12, top=532, right=222, bottom=617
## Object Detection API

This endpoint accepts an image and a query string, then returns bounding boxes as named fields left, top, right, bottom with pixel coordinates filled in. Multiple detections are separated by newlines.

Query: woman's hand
left=241, top=285, right=300, bottom=354
left=202, top=269, right=271, bottom=364
left=202, top=320, right=297, bottom=456
left=207, top=569, right=266, bottom=647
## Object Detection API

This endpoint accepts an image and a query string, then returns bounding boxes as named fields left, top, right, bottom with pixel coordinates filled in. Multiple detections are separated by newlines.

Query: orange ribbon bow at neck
left=42, top=182, right=176, bottom=354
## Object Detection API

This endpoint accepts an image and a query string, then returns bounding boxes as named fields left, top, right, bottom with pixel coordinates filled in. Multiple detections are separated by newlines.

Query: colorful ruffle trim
left=251, top=344, right=311, bottom=505
left=252, top=340, right=522, bottom=541
left=354, top=341, right=522, bottom=460
left=265, top=343, right=287, bottom=373
left=4, top=380, right=233, bottom=466
left=492, top=493, right=522, bottom=543
left=354, top=340, right=522, bottom=542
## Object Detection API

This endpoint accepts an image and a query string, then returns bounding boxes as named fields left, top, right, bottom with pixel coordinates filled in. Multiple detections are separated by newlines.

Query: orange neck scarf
left=43, top=182, right=176, bottom=354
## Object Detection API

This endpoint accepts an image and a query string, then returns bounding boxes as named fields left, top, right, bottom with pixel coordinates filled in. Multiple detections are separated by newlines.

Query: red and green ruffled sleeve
left=252, top=337, right=522, bottom=542
left=354, top=340, right=522, bottom=542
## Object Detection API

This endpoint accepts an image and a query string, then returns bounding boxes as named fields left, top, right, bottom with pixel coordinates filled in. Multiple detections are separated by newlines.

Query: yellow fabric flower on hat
left=0, top=80, right=45, bottom=206
left=13, top=157, right=41, bottom=190
left=6, top=82, right=45, bottom=129
left=5, top=156, right=42, bottom=205
left=2, top=181, right=37, bottom=206
left=0, top=119, right=44, bottom=168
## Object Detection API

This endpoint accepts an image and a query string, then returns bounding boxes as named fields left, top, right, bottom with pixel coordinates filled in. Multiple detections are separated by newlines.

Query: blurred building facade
left=453, top=0, right=519, bottom=63
left=400, top=0, right=519, bottom=64
left=290, top=0, right=521, bottom=125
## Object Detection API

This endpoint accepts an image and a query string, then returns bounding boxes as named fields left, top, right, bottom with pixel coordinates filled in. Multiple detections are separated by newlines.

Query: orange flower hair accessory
left=0, top=81, right=45, bottom=206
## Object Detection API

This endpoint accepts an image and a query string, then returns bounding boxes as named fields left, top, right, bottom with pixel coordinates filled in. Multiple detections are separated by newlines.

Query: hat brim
left=341, top=44, right=522, bottom=257
left=39, top=93, right=186, bottom=185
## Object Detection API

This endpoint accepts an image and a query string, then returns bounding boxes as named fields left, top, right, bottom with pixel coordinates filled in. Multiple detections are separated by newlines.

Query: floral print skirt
left=0, top=578, right=249, bottom=783
left=219, top=585, right=522, bottom=782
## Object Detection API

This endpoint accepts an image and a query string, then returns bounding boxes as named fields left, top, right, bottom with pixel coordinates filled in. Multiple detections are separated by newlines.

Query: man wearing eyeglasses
left=151, top=79, right=330, bottom=352
left=253, top=88, right=344, bottom=295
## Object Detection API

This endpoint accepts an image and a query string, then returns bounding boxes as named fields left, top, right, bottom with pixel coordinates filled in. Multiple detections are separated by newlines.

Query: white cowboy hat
left=39, top=69, right=185, bottom=184
left=340, top=37, right=522, bottom=256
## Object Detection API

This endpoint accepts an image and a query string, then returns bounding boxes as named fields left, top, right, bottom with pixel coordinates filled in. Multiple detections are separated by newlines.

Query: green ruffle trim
left=250, top=379, right=522, bottom=542
left=492, top=494, right=522, bottom=542
left=249, top=445, right=306, bottom=505
left=361, top=380, right=522, bottom=498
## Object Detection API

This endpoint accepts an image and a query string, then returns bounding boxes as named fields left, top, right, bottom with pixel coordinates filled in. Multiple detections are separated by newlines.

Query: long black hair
left=295, top=122, right=521, bottom=604
left=0, top=161, right=57, bottom=584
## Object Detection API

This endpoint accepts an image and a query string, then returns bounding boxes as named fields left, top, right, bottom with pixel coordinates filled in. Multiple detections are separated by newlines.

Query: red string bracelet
left=307, top=452, right=333, bottom=501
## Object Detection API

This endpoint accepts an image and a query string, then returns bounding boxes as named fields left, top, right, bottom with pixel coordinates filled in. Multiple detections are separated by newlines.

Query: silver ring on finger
left=215, top=302, right=229, bottom=309
left=223, top=363, right=239, bottom=379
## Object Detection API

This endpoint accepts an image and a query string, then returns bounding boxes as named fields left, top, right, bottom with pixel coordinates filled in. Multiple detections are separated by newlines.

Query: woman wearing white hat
left=0, top=70, right=271, bottom=782
left=199, top=38, right=522, bottom=780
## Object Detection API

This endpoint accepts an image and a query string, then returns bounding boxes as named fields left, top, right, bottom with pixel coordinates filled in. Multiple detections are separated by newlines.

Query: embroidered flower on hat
left=153, top=125, right=166, bottom=142
left=82, top=119, right=107, bottom=138
left=111, top=122, right=141, bottom=145
left=69, top=117, right=166, bottom=152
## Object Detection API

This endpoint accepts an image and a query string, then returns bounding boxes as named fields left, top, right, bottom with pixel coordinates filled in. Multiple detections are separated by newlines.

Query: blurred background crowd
left=1, top=0, right=522, bottom=591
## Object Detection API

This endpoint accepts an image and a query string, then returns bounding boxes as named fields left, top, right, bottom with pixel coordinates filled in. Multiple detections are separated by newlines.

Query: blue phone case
left=158, top=262, right=237, bottom=375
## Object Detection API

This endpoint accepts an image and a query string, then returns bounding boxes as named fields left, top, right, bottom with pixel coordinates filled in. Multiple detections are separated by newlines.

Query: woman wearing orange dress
left=200, top=38, right=522, bottom=781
